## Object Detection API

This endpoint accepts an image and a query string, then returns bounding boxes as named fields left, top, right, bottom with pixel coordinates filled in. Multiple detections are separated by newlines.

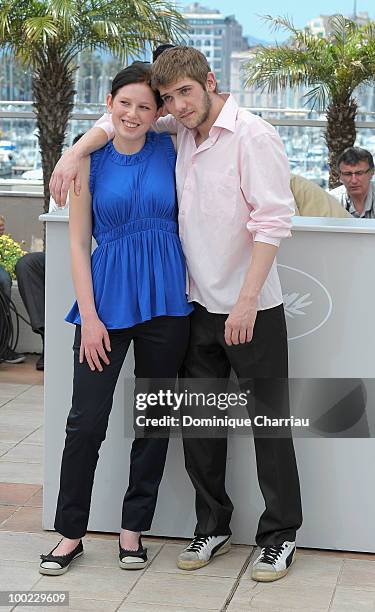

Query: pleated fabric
left=65, top=131, right=193, bottom=329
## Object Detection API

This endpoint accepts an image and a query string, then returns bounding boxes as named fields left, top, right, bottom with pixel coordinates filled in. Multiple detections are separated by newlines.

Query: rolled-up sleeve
left=94, top=113, right=115, bottom=139
left=240, top=131, right=294, bottom=247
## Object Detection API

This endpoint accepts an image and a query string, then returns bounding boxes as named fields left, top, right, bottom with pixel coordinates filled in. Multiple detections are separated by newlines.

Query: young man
left=330, top=147, right=375, bottom=218
left=50, top=46, right=302, bottom=582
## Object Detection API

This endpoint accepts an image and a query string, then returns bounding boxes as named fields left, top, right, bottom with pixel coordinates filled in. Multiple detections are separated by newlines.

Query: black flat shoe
left=39, top=539, right=83, bottom=575
left=119, top=536, right=147, bottom=570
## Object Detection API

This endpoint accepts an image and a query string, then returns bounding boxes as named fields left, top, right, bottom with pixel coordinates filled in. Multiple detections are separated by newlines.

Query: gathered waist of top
left=95, top=217, right=178, bottom=246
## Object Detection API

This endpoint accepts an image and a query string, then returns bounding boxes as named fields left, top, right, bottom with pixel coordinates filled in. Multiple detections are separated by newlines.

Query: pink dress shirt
left=95, top=94, right=294, bottom=314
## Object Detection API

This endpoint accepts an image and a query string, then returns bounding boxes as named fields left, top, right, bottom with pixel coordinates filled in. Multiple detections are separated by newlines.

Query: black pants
left=180, top=303, right=302, bottom=546
left=15, top=252, right=45, bottom=335
left=54, top=315, right=190, bottom=539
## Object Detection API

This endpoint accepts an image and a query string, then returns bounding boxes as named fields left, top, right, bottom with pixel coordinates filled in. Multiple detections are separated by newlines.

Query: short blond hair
left=151, top=46, right=212, bottom=90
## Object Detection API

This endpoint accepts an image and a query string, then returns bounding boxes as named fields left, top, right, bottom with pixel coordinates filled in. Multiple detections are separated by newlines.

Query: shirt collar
left=346, top=182, right=374, bottom=216
left=211, top=93, right=238, bottom=134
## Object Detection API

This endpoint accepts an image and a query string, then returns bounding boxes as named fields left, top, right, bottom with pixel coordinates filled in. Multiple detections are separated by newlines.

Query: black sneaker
left=177, top=535, right=231, bottom=570
left=3, top=348, right=25, bottom=364
left=251, top=541, right=296, bottom=582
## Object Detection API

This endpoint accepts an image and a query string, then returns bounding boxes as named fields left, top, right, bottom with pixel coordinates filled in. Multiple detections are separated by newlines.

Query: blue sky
left=180, top=1, right=373, bottom=42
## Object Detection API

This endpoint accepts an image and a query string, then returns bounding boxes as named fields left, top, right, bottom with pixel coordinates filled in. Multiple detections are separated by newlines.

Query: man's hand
left=49, top=148, right=82, bottom=207
left=224, top=297, right=257, bottom=346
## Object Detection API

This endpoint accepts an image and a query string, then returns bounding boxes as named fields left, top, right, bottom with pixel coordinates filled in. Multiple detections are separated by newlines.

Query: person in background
left=291, top=174, right=351, bottom=218
left=330, top=147, right=375, bottom=218
left=0, top=214, right=26, bottom=364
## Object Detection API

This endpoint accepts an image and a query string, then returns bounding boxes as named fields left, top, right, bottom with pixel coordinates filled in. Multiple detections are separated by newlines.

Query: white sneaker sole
left=177, top=539, right=231, bottom=570
left=119, top=557, right=148, bottom=570
left=251, top=552, right=295, bottom=582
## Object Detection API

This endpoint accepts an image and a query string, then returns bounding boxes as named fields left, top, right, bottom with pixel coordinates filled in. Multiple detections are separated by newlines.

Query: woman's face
left=107, top=82, right=158, bottom=143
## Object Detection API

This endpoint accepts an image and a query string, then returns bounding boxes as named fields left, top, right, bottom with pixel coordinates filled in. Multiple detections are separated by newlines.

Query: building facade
left=182, top=2, right=248, bottom=91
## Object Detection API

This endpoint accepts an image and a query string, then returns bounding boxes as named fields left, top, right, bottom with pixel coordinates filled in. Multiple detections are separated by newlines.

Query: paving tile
left=298, top=548, right=375, bottom=562
left=0, top=356, right=43, bottom=385
left=227, top=580, right=265, bottom=612
left=243, top=551, right=343, bottom=586
left=118, top=604, right=214, bottom=611
left=0, top=506, right=43, bottom=533
left=0, top=426, right=39, bottom=444
left=148, top=542, right=251, bottom=578
left=0, top=383, right=30, bottom=402
left=0, top=460, right=43, bottom=484
left=35, top=565, right=140, bottom=602
left=4, top=397, right=44, bottom=411
left=0, top=483, right=40, bottom=505
left=338, top=559, right=375, bottom=590
left=0, top=413, right=42, bottom=429
left=0, top=531, right=62, bottom=562
left=22, top=427, right=44, bottom=445
left=228, top=581, right=334, bottom=611
left=0, top=504, right=18, bottom=524
left=17, top=385, right=44, bottom=400
left=15, top=601, right=120, bottom=612
left=85, top=531, right=118, bottom=541
left=74, top=538, right=162, bottom=568
left=0, top=442, right=14, bottom=457
left=330, top=586, right=375, bottom=610
left=0, top=562, right=40, bottom=591
left=23, top=487, right=43, bottom=508
left=0, top=443, right=43, bottom=463
left=126, top=572, right=235, bottom=609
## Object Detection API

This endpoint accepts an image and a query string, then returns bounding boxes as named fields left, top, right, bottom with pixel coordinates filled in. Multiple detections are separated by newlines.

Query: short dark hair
left=337, top=147, right=374, bottom=170
left=110, top=62, right=162, bottom=108
left=152, top=43, right=175, bottom=62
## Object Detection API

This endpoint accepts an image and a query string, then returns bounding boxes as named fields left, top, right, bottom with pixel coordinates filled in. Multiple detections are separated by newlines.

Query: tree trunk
left=325, top=98, right=357, bottom=189
left=32, top=46, right=76, bottom=219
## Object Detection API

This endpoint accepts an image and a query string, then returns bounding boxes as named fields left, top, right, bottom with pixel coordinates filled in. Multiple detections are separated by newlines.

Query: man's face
left=339, top=160, right=374, bottom=200
left=158, top=78, right=212, bottom=130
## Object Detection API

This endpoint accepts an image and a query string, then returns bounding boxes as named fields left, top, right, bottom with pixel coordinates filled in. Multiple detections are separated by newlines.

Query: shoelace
left=259, top=543, right=286, bottom=565
left=185, top=536, right=212, bottom=552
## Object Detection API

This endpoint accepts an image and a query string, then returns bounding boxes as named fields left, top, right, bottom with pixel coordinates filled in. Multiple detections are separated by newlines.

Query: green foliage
left=0, top=0, right=187, bottom=66
left=0, top=234, right=26, bottom=279
left=245, top=15, right=375, bottom=111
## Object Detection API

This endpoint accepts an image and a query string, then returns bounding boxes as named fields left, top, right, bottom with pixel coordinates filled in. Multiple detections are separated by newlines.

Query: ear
left=106, top=93, right=113, bottom=114
left=206, top=72, right=217, bottom=93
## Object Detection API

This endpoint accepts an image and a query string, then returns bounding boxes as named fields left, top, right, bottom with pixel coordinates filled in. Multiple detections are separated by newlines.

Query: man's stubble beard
left=179, top=90, right=212, bottom=130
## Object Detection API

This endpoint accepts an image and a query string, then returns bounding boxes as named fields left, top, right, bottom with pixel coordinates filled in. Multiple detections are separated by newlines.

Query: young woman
left=39, top=63, right=192, bottom=575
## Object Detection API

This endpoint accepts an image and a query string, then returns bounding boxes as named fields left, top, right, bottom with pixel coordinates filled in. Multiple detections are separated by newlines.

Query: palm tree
left=244, top=15, right=375, bottom=188
left=0, top=0, right=186, bottom=212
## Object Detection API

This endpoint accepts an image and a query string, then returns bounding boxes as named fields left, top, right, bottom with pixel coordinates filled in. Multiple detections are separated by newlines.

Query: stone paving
left=0, top=360, right=374, bottom=611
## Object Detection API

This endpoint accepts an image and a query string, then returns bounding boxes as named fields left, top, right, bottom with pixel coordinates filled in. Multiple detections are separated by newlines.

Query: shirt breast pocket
left=200, top=171, right=239, bottom=221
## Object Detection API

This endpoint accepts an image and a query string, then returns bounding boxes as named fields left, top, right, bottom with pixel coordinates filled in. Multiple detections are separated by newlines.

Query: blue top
left=66, top=131, right=193, bottom=328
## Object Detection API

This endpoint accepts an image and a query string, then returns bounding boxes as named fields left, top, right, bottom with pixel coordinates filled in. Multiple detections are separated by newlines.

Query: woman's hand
left=80, top=316, right=111, bottom=372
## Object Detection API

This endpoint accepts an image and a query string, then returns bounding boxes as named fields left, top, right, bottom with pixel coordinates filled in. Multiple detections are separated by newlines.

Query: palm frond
left=24, top=16, right=58, bottom=44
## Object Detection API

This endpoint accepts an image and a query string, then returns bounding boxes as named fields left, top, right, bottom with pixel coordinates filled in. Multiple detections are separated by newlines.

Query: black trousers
left=54, top=315, right=190, bottom=539
left=15, top=252, right=45, bottom=335
left=180, top=303, right=302, bottom=546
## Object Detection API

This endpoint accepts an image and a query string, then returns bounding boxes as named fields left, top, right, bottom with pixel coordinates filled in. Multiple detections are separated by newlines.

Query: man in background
left=0, top=214, right=26, bottom=364
left=330, top=147, right=375, bottom=218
